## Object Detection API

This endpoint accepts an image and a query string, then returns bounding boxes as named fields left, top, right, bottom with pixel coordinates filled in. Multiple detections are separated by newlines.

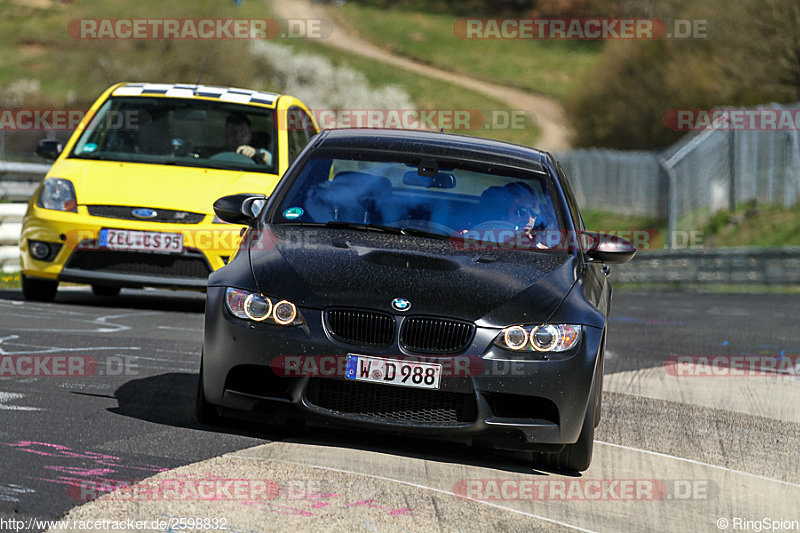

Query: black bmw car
left=198, top=129, right=635, bottom=472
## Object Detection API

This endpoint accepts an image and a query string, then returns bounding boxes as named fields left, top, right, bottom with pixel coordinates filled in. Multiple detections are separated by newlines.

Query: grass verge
left=700, top=204, right=800, bottom=247
left=326, top=2, right=602, bottom=100
left=0, top=271, right=21, bottom=289
left=0, top=0, right=541, bottom=148
left=284, top=37, right=541, bottom=146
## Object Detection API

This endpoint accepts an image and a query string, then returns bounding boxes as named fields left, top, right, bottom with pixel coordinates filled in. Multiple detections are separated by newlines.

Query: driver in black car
left=504, top=181, right=543, bottom=231
left=224, top=113, right=272, bottom=165
left=473, top=182, right=551, bottom=249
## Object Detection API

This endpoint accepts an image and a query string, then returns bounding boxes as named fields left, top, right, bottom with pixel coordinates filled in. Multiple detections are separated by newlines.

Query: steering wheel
left=209, top=151, right=258, bottom=166
left=469, top=220, right=519, bottom=232
left=385, top=219, right=455, bottom=236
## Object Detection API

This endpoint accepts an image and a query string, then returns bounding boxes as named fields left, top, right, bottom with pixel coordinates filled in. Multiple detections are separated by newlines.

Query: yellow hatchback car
left=20, top=82, right=318, bottom=301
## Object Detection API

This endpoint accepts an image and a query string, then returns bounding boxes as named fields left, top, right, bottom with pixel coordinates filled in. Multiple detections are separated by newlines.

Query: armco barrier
left=0, top=203, right=25, bottom=272
left=613, top=247, right=800, bottom=284
left=1, top=160, right=799, bottom=284
left=0, top=161, right=49, bottom=271
left=0, top=161, right=48, bottom=202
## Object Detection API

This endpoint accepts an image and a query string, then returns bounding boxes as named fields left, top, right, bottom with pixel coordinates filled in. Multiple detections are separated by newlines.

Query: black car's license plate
left=345, top=355, right=441, bottom=390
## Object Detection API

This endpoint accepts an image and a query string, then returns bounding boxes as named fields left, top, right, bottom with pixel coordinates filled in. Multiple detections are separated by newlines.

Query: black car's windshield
left=69, top=96, right=278, bottom=173
left=274, top=156, right=566, bottom=249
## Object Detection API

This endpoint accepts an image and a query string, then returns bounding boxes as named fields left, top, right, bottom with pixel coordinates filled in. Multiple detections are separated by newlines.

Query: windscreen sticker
left=82, top=143, right=98, bottom=153
left=283, top=207, right=303, bottom=220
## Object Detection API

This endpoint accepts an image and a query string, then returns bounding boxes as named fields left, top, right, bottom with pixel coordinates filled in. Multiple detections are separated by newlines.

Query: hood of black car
left=249, top=225, right=579, bottom=326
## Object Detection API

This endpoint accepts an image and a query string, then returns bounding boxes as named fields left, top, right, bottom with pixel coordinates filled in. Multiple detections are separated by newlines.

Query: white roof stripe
left=141, top=83, right=175, bottom=91
left=110, top=83, right=280, bottom=105
left=219, top=92, right=252, bottom=104
left=112, top=87, right=145, bottom=96
left=164, top=88, right=195, bottom=98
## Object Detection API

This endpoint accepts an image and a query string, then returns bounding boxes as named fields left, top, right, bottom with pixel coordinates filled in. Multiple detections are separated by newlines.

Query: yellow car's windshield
left=69, top=96, right=278, bottom=173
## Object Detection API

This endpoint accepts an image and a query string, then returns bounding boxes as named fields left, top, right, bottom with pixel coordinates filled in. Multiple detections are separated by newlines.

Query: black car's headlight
left=37, top=178, right=77, bottom=212
left=225, top=288, right=303, bottom=326
left=494, top=324, right=582, bottom=352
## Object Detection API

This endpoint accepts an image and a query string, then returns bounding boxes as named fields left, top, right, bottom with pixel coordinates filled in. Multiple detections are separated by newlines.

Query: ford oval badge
left=391, top=298, right=411, bottom=312
left=132, top=208, right=157, bottom=219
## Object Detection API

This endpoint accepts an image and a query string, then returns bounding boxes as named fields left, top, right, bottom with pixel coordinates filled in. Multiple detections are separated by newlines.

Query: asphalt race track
left=0, top=287, right=797, bottom=532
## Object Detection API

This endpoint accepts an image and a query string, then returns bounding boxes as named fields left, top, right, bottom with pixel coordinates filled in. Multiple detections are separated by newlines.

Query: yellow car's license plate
left=99, top=228, right=183, bottom=253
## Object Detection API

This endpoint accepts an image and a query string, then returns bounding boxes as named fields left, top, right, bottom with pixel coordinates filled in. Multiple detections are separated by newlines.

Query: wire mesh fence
left=558, top=102, right=800, bottom=247
left=558, top=149, right=667, bottom=217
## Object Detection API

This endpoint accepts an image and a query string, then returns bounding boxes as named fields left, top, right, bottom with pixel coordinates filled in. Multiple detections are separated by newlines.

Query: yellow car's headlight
left=37, top=178, right=77, bottom=212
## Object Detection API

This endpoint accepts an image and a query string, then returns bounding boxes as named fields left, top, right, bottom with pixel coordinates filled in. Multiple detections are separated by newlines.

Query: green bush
left=566, top=0, right=800, bottom=149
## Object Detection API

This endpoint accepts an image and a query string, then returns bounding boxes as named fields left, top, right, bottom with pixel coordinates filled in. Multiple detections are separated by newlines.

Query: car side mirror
left=583, top=232, right=636, bottom=264
left=36, top=139, right=63, bottom=161
left=213, top=194, right=267, bottom=225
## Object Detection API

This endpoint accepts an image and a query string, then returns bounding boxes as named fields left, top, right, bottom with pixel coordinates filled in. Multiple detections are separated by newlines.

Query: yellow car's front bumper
left=21, top=203, right=244, bottom=289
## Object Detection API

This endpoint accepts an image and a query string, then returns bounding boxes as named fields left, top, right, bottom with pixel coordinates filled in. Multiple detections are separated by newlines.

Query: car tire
left=21, top=275, right=58, bottom=302
left=196, top=357, right=221, bottom=425
left=92, top=285, right=121, bottom=297
left=533, top=381, right=596, bottom=473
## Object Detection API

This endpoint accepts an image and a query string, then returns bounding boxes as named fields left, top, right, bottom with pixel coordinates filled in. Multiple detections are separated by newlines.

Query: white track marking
left=0, top=482, right=36, bottom=502
left=595, top=441, right=800, bottom=488
left=0, top=392, right=41, bottom=411
left=5, top=312, right=156, bottom=333
left=603, top=366, right=800, bottom=423
left=0, top=335, right=141, bottom=356
left=229, top=456, right=598, bottom=533
left=0, top=300, right=162, bottom=333
left=152, top=348, right=200, bottom=356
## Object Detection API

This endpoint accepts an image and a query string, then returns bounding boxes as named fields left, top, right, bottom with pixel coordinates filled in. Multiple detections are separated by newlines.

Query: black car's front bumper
left=202, top=286, right=603, bottom=452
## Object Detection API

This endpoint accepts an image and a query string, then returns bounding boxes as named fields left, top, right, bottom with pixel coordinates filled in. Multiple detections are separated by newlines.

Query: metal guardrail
left=613, top=247, right=800, bottom=284
left=0, top=161, right=49, bottom=271
left=0, top=161, right=49, bottom=202
left=0, top=204, right=26, bottom=272
left=1, top=161, right=799, bottom=284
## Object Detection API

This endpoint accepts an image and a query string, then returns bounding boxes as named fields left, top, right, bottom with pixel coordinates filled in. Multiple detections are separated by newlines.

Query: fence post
left=728, top=126, right=736, bottom=212
left=662, top=160, right=676, bottom=249
left=787, top=128, right=799, bottom=209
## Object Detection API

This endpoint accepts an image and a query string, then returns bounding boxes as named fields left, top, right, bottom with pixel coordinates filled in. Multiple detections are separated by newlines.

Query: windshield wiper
left=72, top=153, right=118, bottom=161
left=322, top=221, right=403, bottom=235
left=281, top=221, right=450, bottom=241
left=396, top=227, right=451, bottom=241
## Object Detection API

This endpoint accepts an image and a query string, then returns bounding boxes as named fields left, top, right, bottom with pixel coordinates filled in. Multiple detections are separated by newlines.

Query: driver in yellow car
left=224, top=113, right=272, bottom=166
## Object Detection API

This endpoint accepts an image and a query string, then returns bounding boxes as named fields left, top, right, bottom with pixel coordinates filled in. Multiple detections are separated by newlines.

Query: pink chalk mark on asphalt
left=213, top=481, right=416, bottom=517
left=347, top=499, right=413, bottom=515
left=0, top=440, right=167, bottom=472
left=43, top=465, right=117, bottom=477
left=32, top=475, right=132, bottom=491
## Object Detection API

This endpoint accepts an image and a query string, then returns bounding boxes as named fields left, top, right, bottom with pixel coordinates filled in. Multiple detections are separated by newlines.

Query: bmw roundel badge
left=132, top=208, right=157, bottom=219
left=391, top=298, right=411, bottom=312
